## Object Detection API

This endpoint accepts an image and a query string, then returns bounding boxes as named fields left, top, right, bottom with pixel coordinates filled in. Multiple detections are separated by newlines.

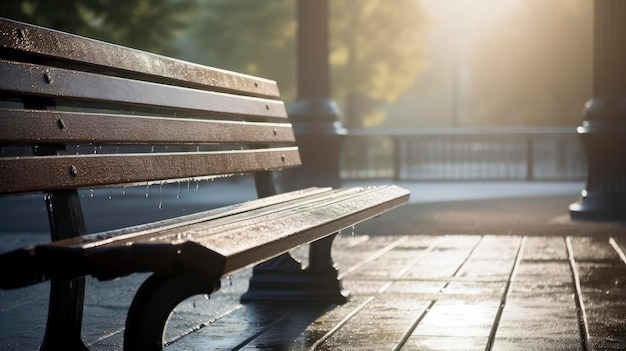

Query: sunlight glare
left=421, top=0, right=521, bottom=39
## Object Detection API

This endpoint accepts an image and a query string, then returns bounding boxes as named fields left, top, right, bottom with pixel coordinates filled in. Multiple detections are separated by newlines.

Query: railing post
left=393, top=136, right=402, bottom=181
left=570, top=0, right=626, bottom=220
left=526, top=134, right=534, bottom=181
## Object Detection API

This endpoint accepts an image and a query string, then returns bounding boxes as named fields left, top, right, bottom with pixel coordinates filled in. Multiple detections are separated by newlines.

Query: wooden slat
left=0, top=109, right=295, bottom=145
left=0, top=147, right=301, bottom=194
left=0, top=17, right=280, bottom=98
left=0, top=59, right=287, bottom=120
left=215, top=185, right=410, bottom=273
left=52, top=187, right=335, bottom=249
left=75, top=187, right=371, bottom=250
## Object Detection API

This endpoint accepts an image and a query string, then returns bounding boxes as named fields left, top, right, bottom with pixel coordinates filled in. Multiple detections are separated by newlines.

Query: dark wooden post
left=570, top=0, right=626, bottom=220
left=280, top=0, right=346, bottom=191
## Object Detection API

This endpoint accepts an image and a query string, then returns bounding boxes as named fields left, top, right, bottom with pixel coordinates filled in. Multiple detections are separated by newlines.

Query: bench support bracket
left=241, top=234, right=349, bottom=303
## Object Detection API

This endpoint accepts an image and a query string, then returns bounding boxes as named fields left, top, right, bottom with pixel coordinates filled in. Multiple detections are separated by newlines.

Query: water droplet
left=196, top=145, right=200, bottom=152
left=204, top=294, right=210, bottom=300
left=176, top=181, right=181, bottom=199
left=89, top=188, right=94, bottom=198
left=192, top=301, right=196, bottom=308
left=122, top=186, right=126, bottom=196
left=187, top=180, right=190, bottom=192
left=158, top=183, right=163, bottom=209
left=351, top=225, right=355, bottom=238
left=145, top=184, right=150, bottom=198
left=150, top=145, right=155, bottom=153
left=195, top=181, right=199, bottom=192
left=227, top=275, right=232, bottom=286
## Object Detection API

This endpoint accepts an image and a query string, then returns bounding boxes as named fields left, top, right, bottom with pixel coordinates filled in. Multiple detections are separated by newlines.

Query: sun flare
left=422, top=0, right=521, bottom=39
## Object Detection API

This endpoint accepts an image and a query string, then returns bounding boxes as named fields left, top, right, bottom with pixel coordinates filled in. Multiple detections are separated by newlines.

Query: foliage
left=0, top=0, right=198, bottom=56
left=468, top=0, right=592, bottom=126
left=191, top=0, right=427, bottom=127
left=187, top=0, right=296, bottom=97
left=329, top=1, right=426, bottom=102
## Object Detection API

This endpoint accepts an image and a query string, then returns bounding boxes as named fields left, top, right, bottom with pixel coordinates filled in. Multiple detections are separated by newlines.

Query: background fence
left=340, top=127, right=587, bottom=181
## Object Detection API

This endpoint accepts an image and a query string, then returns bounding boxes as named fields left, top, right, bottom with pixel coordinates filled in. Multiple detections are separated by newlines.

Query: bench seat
left=1, top=185, right=408, bottom=289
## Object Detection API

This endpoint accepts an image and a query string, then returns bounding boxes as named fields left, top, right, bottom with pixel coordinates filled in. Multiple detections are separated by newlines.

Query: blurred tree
left=189, top=0, right=296, bottom=98
left=191, top=0, right=427, bottom=128
left=0, top=0, right=198, bottom=56
left=330, top=0, right=427, bottom=128
left=468, top=0, right=592, bottom=126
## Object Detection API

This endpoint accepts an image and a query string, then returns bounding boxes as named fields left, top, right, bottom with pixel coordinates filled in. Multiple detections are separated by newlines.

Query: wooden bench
left=0, top=18, right=409, bottom=350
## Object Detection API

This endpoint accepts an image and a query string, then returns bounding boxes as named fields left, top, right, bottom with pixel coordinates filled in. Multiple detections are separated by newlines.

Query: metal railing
left=340, top=127, right=587, bottom=181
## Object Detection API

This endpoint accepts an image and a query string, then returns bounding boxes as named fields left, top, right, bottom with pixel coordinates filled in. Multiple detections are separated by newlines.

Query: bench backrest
left=0, top=18, right=301, bottom=197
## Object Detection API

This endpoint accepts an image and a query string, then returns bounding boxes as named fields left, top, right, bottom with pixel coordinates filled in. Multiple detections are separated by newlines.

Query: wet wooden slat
left=0, top=18, right=280, bottom=98
left=0, top=147, right=300, bottom=194
left=0, top=59, right=287, bottom=120
left=0, top=109, right=295, bottom=145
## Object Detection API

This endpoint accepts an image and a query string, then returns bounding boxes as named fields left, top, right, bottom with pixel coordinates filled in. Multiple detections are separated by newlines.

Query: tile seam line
left=566, top=236, right=591, bottom=351
left=485, top=235, right=526, bottom=351
left=394, top=235, right=485, bottom=351
left=609, top=237, right=626, bottom=266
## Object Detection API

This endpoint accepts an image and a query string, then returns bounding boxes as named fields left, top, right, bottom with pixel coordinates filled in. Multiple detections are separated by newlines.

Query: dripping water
left=158, top=182, right=163, bottom=209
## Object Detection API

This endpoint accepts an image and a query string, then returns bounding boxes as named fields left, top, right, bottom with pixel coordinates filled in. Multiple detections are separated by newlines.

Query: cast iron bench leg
left=40, top=191, right=88, bottom=351
left=124, top=273, right=221, bottom=351
left=241, top=233, right=348, bottom=303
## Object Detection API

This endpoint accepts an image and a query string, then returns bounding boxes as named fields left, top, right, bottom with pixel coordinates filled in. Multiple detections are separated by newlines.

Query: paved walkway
left=2, top=180, right=626, bottom=350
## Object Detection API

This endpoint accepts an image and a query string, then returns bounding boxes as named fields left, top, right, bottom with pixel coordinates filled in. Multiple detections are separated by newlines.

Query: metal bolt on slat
left=69, top=165, right=78, bottom=177
left=43, top=72, right=53, bottom=84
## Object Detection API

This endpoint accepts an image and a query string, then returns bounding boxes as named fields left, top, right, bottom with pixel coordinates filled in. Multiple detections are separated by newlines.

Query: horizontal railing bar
left=340, top=128, right=586, bottom=181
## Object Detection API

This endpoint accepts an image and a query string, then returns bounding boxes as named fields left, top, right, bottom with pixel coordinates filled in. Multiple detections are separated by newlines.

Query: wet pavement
left=1, top=180, right=626, bottom=350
